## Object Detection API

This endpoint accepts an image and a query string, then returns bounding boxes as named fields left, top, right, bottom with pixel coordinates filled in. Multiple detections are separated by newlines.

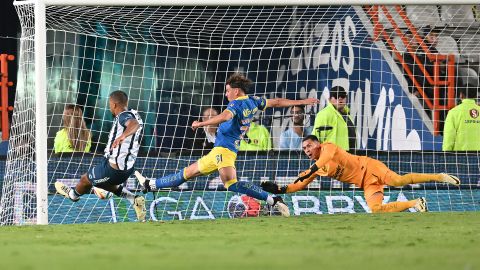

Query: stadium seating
left=436, top=35, right=463, bottom=63
left=457, top=67, right=479, bottom=86
left=377, top=5, right=407, bottom=29
left=459, top=34, right=480, bottom=63
left=406, top=5, right=443, bottom=28
left=441, top=5, right=477, bottom=27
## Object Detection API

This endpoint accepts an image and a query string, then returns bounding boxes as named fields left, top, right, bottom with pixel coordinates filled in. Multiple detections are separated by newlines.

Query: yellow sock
left=182, top=168, right=190, bottom=180
left=223, top=178, right=237, bottom=189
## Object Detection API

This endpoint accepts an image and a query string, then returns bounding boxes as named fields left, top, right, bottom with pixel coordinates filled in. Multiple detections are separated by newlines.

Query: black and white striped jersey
left=105, top=109, right=143, bottom=170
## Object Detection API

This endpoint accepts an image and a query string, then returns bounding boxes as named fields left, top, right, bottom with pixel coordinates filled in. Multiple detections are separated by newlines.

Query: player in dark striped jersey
left=55, top=90, right=146, bottom=222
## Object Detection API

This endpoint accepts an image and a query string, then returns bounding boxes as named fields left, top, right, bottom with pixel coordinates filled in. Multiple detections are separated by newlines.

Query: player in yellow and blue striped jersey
left=135, top=72, right=319, bottom=216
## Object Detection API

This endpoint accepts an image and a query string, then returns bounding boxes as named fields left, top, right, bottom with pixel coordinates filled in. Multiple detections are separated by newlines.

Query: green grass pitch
left=0, top=212, right=478, bottom=270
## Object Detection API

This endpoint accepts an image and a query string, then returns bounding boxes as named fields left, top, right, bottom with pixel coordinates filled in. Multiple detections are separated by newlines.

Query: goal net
left=1, top=2, right=479, bottom=225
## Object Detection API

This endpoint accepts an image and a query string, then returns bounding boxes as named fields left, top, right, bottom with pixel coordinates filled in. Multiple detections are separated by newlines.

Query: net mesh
left=1, top=3, right=479, bottom=225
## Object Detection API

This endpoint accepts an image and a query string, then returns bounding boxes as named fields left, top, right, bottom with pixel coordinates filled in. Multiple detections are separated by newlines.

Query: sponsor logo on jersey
left=470, top=109, right=479, bottom=119
left=332, top=165, right=345, bottom=179
left=93, top=177, right=110, bottom=184
left=317, top=165, right=329, bottom=176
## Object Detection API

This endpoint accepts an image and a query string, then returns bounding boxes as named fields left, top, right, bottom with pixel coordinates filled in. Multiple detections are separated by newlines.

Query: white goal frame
left=14, top=0, right=480, bottom=224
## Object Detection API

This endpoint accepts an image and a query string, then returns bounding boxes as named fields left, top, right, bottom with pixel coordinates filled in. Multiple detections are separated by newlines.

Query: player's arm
left=265, top=97, right=319, bottom=108
left=261, top=164, right=318, bottom=194
left=111, top=118, right=140, bottom=150
left=261, top=162, right=321, bottom=194
left=286, top=163, right=319, bottom=192
left=192, top=110, right=233, bottom=130
left=261, top=143, right=336, bottom=194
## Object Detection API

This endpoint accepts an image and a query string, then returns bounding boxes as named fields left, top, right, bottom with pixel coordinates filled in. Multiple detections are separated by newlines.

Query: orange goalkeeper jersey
left=302, top=142, right=368, bottom=188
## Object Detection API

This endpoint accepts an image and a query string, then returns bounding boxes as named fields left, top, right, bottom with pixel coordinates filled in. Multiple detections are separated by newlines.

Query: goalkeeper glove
left=261, top=181, right=287, bottom=194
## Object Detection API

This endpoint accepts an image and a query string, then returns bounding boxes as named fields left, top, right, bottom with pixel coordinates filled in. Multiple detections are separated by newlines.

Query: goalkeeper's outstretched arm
left=261, top=163, right=319, bottom=194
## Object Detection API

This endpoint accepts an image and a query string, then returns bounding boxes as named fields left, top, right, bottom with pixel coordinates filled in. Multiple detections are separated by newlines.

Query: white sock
left=69, top=189, right=80, bottom=200
left=266, top=195, right=274, bottom=206
left=121, top=187, right=136, bottom=204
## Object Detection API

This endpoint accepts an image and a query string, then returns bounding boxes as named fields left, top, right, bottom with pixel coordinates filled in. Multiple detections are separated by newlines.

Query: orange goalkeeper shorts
left=362, top=158, right=392, bottom=200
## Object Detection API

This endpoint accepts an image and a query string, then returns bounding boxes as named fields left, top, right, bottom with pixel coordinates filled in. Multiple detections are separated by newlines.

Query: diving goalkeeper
left=261, top=135, right=460, bottom=213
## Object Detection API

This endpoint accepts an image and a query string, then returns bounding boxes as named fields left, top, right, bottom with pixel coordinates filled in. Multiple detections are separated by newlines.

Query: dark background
left=0, top=1, right=19, bottom=117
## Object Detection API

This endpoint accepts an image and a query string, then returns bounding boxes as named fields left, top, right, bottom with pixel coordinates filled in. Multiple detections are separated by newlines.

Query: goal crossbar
left=16, top=0, right=480, bottom=6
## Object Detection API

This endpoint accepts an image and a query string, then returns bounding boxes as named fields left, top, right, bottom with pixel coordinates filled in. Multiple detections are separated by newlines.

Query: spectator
left=54, top=104, right=92, bottom=153
left=402, top=28, right=454, bottom=104
left=279, top=105, right=312, bottom=150
left=402, top=29, right=437, bottom=100
left=239, top=121, right=272, bottom=151
left=312, top=86, right=356, bottom=151
left=191, top=107, right=219, bottom=154
left=442, top=87, right=480, bottom=151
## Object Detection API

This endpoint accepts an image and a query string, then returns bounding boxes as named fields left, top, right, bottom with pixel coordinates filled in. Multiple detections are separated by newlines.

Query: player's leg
left=363, top=182, right=411, bottom=213
left=367, top=158, right=460, bottom=187
left=97, top=164, right=146, bottom=222
left=220, top=166, right=269, bottom=201
left=135, top=161, right=203, bottom=192
left=364, top=164, right=428, bottom=213
left=366, top=192, right=425, bottom=213
left=96, top=183, right=134, bottom=203
left=135, top=149, right=222, bottom=192
left=218, top=166, right=290, bottom=217
left=385, top=171, right=460, bottom=187
left=54, top=173, right=91, bottom=202
left=97, top=183, right=146, bottom=222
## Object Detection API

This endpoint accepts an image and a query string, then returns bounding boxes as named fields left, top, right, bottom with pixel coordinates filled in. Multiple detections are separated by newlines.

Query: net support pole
left=34, top=0, right=48, bottom=225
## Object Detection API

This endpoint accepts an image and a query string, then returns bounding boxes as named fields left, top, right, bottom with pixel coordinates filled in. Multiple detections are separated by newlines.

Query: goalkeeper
left=261, top=135, right=460, bottom=213
left=135, top=72, right=319, bottom=217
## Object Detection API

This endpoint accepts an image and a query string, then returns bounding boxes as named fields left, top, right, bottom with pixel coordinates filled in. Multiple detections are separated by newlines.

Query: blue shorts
left=87, top=158, right=134, bottom=186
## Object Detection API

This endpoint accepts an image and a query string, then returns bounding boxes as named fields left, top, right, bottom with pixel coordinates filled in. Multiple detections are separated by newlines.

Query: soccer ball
left=93, top=187, right=113, bottom=200
left=227, top=195, right=247, bottom=218
left=227, top=195, right=261, bottom=218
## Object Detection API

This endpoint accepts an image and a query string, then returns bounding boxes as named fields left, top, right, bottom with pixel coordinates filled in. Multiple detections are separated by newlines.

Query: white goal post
left=5, top=0, right=480, bottom=225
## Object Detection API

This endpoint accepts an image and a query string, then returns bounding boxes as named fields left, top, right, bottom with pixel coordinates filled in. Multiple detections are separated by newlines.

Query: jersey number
left=216, top=154, right=223, bottom=164
left=239, top=126, right=250, bottom=140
